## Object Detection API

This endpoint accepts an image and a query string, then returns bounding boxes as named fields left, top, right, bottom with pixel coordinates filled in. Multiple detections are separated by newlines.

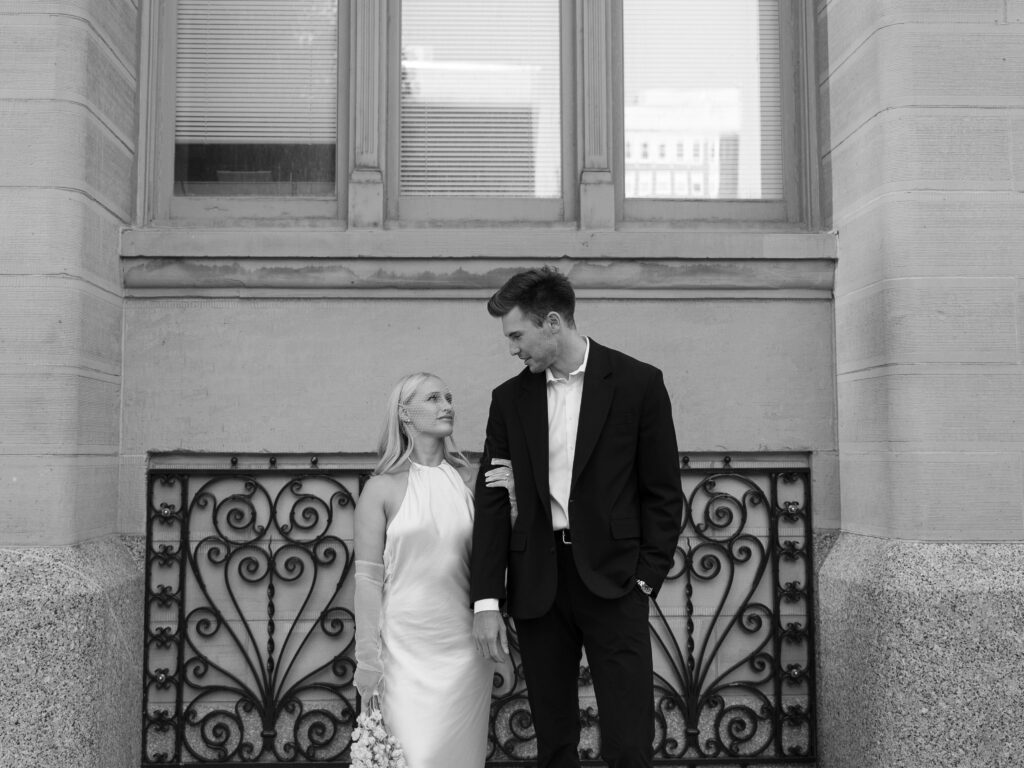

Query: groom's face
left=501, top=307, right=557, bottom=374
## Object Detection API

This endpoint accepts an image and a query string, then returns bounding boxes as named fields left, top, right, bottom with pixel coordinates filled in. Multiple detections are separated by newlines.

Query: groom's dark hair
left=487, top=266, right=576, bottom=327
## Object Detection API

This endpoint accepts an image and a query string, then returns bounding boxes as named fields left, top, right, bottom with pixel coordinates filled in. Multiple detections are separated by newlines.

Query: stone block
left=0, top=277, right=123, bottom=372
left=0, top=537, right=143, bottom=768
left=821, top=0, right=1004, bottom=75
left=811, top=448, right=841, bottom=530
left=827, top=23, right=1024, bottom=144
left=833, top=193, right=1024, bottom=292
left=819, top=535, right=1024, bottom=768
left=0, top=371, right=120, bottom=453
left=1013, top=115, right=1024, bottom=192
left=837, top=451, right=1024, bottom=539
left=0, top=101, right=134, bottom=220
left=0, top=188, right=123, bottom=288
left=831, top=110, right=1013, bottom=214
left=117, top=453, right=147, bottom=536
left=1019, top=279, right=1024, bottom=362
left=0, top=14, right=137, bottom=142
left=835, top=278, right=1018, bottom=372
left=838, top=370, right=1024, bottom=446
left=0, top=455, right=120, bottom=545
left=0, top=0, right=139, bottom=72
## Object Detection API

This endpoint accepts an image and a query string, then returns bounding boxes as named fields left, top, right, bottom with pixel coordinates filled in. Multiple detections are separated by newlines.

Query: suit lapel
left=571, top=341, right=613, bottom=491
left=516, top=371, right=551, bottom=516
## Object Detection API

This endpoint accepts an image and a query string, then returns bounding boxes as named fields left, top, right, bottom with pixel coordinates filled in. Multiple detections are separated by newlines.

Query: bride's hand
left=484, top=458, right=516, bottom=503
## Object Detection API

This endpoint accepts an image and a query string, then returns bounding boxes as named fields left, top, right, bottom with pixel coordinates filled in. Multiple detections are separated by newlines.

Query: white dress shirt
left=546, top=337, right=589, bottom=531
left=474, top=338, right=590, bottom=614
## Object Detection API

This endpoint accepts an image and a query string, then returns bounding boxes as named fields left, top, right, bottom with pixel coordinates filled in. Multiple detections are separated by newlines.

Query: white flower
left=350, top=708, right=408, bottom=768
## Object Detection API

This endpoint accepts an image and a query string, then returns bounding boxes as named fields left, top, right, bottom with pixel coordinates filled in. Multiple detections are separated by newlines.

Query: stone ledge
left=121, top=254, right=836, bottom=299
left=122, top=227, right=837, bottom=259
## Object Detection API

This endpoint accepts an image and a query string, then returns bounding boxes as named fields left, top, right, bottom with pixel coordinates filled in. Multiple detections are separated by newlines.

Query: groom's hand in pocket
left=473, top=610, right=509, bottom=663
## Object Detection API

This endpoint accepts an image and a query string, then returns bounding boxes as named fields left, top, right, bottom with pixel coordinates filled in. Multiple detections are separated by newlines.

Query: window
left=619, top=0, right=809, bottom=223
left=398, top=0, right=560, bottom=198
left=390, top=0, right=572, bottom=221
left=174, top=0, right=338, bottom=199
left=624, top=0, right=780, bottom=201
left=154, top=0, right=342, bottom=219
left=145, top=0, right=812, bottom=226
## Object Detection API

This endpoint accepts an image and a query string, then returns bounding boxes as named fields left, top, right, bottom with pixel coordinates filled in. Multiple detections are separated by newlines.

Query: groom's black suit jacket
left=471, top=339, right=683, bottom=619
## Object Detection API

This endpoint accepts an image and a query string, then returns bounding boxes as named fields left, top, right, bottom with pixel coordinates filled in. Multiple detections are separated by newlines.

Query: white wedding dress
left=380, top=461, right=494, bottom=768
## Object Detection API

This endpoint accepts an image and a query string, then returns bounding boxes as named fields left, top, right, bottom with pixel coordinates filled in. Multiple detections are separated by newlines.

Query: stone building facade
left=0, top=1, right=1022, bottom=767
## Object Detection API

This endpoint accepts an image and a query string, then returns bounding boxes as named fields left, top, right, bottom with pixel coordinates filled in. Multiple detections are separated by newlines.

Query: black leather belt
left=554, top=528, right=573, bottom=545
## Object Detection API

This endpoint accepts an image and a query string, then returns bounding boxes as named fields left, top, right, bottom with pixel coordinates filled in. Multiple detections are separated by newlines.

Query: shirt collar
left=546, top=337, right=590, bottom=384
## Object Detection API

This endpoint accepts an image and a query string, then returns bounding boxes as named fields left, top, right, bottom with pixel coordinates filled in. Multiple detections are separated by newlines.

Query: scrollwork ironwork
left=143, top=470, right=359, bottom=766
left=143, top=462, right=814, bottom=766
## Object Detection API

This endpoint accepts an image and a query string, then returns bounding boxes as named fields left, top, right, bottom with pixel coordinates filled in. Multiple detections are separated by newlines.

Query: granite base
left=0, top=537, right=144, bottom=768
left=818, top=534, right=1024, bottom=768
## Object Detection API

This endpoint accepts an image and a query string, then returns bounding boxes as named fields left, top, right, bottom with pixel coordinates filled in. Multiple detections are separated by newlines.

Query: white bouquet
left=350, top=706, right=407, bottom=768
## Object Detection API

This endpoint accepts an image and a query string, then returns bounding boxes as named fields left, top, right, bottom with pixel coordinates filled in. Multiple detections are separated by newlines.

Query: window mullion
left=349, top=0, right=387, bottom=228
left=579, top=0, right=615, bottom=229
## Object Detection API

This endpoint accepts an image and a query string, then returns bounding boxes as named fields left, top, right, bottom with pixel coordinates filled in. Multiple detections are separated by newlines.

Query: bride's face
left=401, top=377, right=455, bottom=438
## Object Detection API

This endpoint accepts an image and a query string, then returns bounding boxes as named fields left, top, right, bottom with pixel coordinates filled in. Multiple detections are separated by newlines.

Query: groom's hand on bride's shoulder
left=473, top=610, right=509, bottom=663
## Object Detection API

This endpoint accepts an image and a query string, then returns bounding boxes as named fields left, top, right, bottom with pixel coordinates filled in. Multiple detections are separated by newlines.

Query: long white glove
left=353, top=560, right=385, bottom=705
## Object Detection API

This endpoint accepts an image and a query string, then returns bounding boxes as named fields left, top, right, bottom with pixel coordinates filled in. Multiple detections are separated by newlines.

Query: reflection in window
left=637, top=171, right=653, bottom=197
left=673, top=171, right=689, bottom=195
left=174, top=0, right=338, bottom=197
left=655, top=171, right=672, bottom=195
left=400, top=0, right=561, bottom=197
left=623, top=0, right=782, bottom=200
left=625, top=171, right=637, bottom=197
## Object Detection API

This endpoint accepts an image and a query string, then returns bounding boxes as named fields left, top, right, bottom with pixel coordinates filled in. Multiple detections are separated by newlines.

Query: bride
left=353, top=372, right=513, bottom=768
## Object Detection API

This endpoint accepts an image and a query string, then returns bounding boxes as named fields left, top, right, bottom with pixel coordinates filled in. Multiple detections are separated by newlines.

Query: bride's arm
left=353, top=476, right=389, bottom=706
left=483, top=458, right=517, bottom=522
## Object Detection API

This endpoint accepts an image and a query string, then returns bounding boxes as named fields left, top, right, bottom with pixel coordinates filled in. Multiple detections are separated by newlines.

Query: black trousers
left=514, top=536, right=654, bottom=768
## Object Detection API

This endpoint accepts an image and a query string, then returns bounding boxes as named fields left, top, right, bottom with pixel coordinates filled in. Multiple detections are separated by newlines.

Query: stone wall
left=118, top=288, right=841, bottom=535
left=0, top=1, right=141, bottom=766
left=819, top=1, right=1024, bottom=765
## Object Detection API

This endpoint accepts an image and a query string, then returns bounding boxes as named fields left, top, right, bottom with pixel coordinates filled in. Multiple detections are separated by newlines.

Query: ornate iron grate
left=142, top=456, right=815, bottom=766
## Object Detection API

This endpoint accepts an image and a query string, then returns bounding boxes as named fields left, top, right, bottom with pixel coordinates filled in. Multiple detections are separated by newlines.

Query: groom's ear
left=545, top=311, right=563, bottom=332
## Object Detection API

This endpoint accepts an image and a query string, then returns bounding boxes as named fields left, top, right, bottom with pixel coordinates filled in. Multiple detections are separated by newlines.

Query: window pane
left=175, top=0, right=337, bottom=197
left=400, top=0, right=561, bottom=197
left=623, top=0, right=782, bottom=200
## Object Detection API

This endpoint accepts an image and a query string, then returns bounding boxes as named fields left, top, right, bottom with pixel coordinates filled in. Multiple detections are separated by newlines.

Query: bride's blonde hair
left=374, top=372, right=469, bottom=475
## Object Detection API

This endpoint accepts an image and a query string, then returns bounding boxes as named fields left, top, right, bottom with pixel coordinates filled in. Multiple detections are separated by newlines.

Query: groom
left=471, top=267, right=683, bottom=768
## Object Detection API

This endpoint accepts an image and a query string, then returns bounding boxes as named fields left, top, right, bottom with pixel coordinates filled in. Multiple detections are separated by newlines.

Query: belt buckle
left=560, top=529, right=572, bottom=545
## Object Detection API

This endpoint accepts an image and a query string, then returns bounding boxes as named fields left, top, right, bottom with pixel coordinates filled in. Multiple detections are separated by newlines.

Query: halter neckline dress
left=380, top=460, right=494, bottom=768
